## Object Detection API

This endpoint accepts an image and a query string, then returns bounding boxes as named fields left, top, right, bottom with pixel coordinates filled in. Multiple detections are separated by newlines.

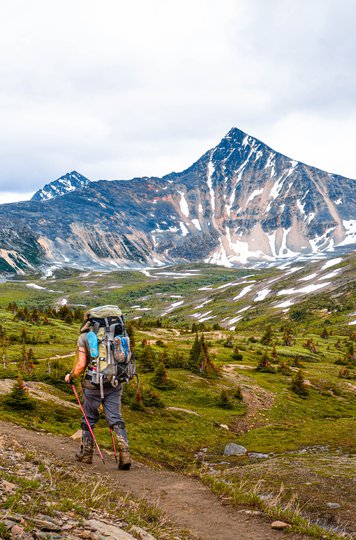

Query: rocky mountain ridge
left=31, top=171, right=90, bottom=201
left=0, top=127, right=355, bottom=273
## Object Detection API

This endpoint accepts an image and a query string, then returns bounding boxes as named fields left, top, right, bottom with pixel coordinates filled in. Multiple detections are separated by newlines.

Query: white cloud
left=0, top=0, right=356, bottom=200
left=0, top=192, right=35, bottom=204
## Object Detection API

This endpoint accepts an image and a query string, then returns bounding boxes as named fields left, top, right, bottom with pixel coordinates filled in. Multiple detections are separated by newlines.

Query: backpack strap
left=118, top=315, right=127, bottom=337
left=92, top=321, right=100, bottom=334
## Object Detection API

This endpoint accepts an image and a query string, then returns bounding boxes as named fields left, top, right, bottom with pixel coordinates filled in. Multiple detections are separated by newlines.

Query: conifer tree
left=21, top=326, right=28, bottom=343
left=282, top=325, right=293, bottom=346
left=290, top=369, right=309, bottom=397
left=232, top=346, right=243, bottom=361
left=151, top=360, right=175, bottom=389
left=4, top=372, right=36, bottom=410
left=321, top=328, right=329, bottom=339
left=138, top=343, right=156, bottom=372
left=218, top=389, right=234, bottom=409
left=260, top=325, right=273, bottom=346
left=256, top=350, right=275, bottom=372
left=189, top=334, right=200, bottom=370
left=126, top=322, right=136, bottom=348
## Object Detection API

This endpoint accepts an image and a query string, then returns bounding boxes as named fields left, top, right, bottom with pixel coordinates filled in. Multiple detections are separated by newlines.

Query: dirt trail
left=222, top=364, right=274, bottom=435
left=0, top=421, right=307, bottom=540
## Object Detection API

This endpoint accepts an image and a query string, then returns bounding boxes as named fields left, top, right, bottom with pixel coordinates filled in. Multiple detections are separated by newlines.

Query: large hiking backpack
left=83, top=305, right=137, bottom=396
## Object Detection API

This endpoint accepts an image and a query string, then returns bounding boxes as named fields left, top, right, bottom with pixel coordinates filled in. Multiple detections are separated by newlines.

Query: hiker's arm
left=65, top=347, right=87, bottom=383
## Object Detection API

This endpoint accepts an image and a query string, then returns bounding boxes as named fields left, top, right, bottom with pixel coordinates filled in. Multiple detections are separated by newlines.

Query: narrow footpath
left=0, top=421, right=309, bottom=540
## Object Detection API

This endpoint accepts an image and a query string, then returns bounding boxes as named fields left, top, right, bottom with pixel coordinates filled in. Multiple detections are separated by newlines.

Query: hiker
left=65, top=305, right=132, bottom=470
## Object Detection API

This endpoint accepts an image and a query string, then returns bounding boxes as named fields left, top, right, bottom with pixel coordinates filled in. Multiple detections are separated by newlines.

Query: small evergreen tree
left=189, top=334, right=201, bottom=371
left=3, top=373, right=36, bottom=410
left=294, top=355, right=304, bottom=368
left=260, top=325, right=273, bottom=346
left=282, top=325, right=293, bottom=346
left=232, top=346, right=243, bottom=361
left=141, top=387, right=164, bottom=408
left=126, top=322, right=136, bottom=348
left=170, top=350, right=187, bottom=368
left=188, top=333, right=219, bottom=377
left=256, top=351, right=275, bottom=373
left=138, top=343, right=156, bottom=372
left=130, top=385, right=145, bottom=411
left=21, top=326, right=28, bottom=343
left=218, top=389, right=234, bottom=409
left=290, top=369, right=309, bottom=397
left=278, top=361, right=292, bottom=376
left=320, top=327, right=329, bottom=339
left=151, top=360, right=175, bottom=390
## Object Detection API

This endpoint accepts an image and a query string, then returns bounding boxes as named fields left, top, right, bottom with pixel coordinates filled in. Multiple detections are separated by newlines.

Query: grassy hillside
left=0, top=253, right=355, bottom=538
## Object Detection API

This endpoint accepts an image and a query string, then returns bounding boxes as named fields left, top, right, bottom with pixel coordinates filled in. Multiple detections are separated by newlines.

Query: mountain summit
left=31, top=171, right=90, bottom=201
left=0, top=128, right=355, bottom=272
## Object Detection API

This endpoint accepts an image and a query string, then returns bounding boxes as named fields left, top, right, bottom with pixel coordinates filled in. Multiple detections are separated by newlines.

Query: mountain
left=0, top=127, right=355, bottom=273
left=31, top=171, right=90, bottom=201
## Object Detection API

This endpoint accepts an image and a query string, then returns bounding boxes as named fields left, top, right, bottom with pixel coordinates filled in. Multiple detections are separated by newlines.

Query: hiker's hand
left=65, top=373, right=73, bottom=384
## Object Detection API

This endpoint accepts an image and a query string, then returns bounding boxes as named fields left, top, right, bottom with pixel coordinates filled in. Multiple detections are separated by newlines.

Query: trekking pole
left=71, top=384, right=105, bottom=464
left=109, top=428, right=118, bottom=463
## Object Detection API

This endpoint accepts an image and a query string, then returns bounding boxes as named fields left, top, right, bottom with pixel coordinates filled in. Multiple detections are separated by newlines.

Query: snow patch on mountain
left=246, top=188, right=263, bottom=205
left=320, top=257, right=342, bottom=271
left=207, top=158, right=216, bottom=214
left=338, top=220, right=356, bottom=246
left=192, top=219, right=201, bottom=230
left=277, top=282, right=330, bottom=296
left=180, top=222, right=189, bottom=236
left=233, top=284, right=254, bottom=300
left=178, top=190, right=189, bottom=217
left=254, top=288, right=271, bottom=302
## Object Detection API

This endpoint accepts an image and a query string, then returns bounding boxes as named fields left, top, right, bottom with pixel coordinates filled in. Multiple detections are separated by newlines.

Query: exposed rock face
left=31, top=171, right=90, bottom=201
left=0, top=127, right=355, bottom=272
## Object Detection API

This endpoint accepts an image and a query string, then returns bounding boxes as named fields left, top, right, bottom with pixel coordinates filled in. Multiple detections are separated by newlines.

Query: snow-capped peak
left=31, top=171, right=90, bottom=201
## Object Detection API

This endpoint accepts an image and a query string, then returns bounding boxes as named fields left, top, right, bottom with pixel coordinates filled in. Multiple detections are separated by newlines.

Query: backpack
left=83, top=305, right=137, bottom=397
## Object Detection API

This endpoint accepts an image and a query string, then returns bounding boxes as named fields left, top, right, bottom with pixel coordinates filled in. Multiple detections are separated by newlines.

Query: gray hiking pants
left=81, top=384, right=128, bottom=443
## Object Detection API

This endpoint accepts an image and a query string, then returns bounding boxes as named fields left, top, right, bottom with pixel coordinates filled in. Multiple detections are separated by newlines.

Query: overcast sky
left=1, top=0, right=356, bottom=203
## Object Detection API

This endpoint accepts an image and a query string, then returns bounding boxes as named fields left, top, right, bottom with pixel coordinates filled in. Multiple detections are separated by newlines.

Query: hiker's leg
left=81, top=387, right=101, bottom=431
left=103, top=385, right=128, bottom=441
left=76, top=387, right=100, bottom=464
left=103, top=385, right=131, bottom=470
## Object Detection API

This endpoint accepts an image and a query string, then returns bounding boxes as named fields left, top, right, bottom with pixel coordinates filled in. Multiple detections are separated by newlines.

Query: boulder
left=271, top=521, right=291, bottom=530
left=85, top=519, right=136, bottom=539
left=223, top=443, right=247, bottom=456
left=327, top=502, right=341, bottom=509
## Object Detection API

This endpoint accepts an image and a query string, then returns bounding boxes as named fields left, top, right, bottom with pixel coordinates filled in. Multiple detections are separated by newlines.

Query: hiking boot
left=113, top=425, right=131, bottom=470
left=75, top=431, right=94, bottom=464
left=118, top=442, right=132, bottom=470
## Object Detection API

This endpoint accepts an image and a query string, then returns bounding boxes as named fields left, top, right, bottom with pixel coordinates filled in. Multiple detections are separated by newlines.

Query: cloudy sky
left=1, top=0, right=355, bottom=203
